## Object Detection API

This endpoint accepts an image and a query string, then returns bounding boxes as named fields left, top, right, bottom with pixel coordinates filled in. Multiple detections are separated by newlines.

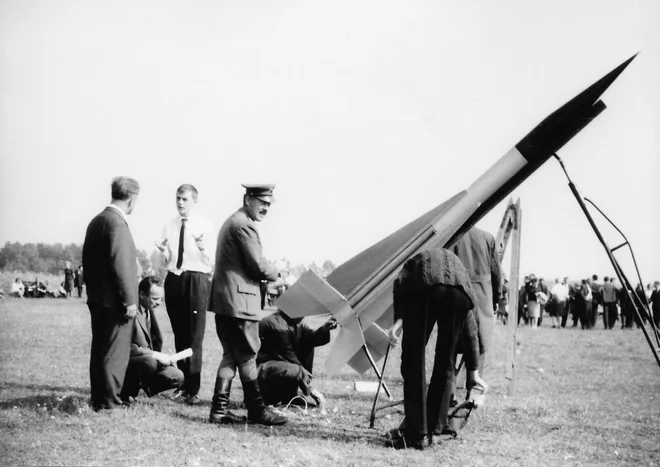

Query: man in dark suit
left=208, top=184, right=286, bottom=426
left=121, top=277, right=184, bottom=400
left=82, top=176, right=140, bottom=411
left=452, top=228, right=502, bottom=375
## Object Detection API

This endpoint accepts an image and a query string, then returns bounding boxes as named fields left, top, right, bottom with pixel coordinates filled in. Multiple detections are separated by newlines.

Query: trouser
left=603, top=302, right=617, bottom=329
left=77, top=286, right=83, bottom=298
left=399, top=284, right=471, bottom=440
left=561, top=301, right=571, bottom=327
left=121, top=355, right=184, bottom=398
left=164, top=271, right=210, bottom=396
left=215, top=315, right=260, bottom=384
left=88, top=303, right=133, bottom=410
left=590, top=300, right=599, bottom=328
left=580, top=302, right=591, bottom=329
left=258, top=359, right=313, bottom=406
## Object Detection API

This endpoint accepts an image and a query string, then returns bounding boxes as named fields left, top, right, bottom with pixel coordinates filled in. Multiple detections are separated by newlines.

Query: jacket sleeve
left=300, top=323, right=332, bottom=349
left=107, top=220, right=138, bottom=307
left=488, top=235, right=502, bottom=311
left=236, top=224, right=279, bottom=282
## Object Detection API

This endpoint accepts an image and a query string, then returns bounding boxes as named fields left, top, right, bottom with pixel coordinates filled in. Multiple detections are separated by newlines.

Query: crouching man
left=121, top=276, right=184, bottom=401
left=257, top=310, right=337, bottom=407
left=387, top=248, right=487, bottom=450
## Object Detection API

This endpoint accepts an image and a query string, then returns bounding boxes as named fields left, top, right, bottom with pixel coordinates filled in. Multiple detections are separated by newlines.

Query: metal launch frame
left=553, top=154, right=660, bottom=368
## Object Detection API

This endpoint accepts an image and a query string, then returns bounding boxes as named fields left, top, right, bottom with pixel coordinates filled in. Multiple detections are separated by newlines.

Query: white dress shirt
left=161, top=212, right=215, bottom=275
left=550, top=282, right=569, bottom=301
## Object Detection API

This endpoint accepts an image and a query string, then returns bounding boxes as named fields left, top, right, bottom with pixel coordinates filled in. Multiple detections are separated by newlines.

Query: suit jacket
left=130, top=306, right=164, bottom=357
left=209, top=207, right=279, bottom=320
left=82, top=206, right=138, bottom=308
left=452, top=228, right=502, bottom=311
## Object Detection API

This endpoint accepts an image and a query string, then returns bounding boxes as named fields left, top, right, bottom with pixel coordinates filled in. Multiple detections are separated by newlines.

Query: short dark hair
left=177, top=184, right=198, bottom=201
left=139, top=276, right=161, bottom=295
left=604, top=276, right=609, bottom=282
left=111, top=177, right=140, bottom=201
left=592, top=274, right=598, bottom=281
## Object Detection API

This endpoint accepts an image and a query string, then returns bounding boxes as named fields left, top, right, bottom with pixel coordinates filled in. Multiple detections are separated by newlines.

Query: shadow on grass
left=0, top=393, right=88, bottom=415
left=0, top=381, right=88, bottom=394
left=170, top=408, right=390, bottom=448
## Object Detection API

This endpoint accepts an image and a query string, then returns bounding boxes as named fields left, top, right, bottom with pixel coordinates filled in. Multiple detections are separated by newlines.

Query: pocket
left=237, top=282, right=258, bottom=296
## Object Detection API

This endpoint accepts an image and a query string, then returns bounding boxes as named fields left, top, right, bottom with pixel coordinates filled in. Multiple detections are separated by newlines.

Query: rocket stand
left=554, top=154, right=660, bottom=368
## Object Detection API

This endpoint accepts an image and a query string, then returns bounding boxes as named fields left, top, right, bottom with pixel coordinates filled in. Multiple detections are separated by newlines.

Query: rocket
left=276, top=54, right=637, bottom=376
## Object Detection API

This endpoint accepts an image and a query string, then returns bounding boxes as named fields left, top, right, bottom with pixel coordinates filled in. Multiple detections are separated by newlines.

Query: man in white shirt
left=157, top=184, right=215, bottom=405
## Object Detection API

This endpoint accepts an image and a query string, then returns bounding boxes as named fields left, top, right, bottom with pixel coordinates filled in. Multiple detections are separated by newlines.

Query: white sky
left=1, top=0, right=659, bottom=284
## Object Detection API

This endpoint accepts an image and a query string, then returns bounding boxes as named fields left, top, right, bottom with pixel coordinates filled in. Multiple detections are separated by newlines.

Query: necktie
left=176, top=218, right=187, bottom=269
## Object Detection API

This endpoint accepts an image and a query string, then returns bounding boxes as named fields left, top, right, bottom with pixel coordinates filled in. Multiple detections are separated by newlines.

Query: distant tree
left=149, top=249, right=168, bottom=282
left=322, top=260, right=336, bottom=274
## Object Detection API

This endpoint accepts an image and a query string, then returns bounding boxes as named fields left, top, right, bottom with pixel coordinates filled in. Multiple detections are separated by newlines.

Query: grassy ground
left=1, top=297, right=659, bottom=466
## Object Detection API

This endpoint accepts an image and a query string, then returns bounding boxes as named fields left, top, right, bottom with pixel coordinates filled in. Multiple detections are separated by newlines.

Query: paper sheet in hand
left=276, top=269, right=348, bottom=319
left=152, top=348, right=193, bottom=363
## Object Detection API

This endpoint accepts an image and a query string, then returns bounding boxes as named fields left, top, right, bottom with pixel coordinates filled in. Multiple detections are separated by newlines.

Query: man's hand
left=324, top=318, right=338, bottom=331
left=388, top=319, right=403, bottom=347
left=125, top=304, right=138, bottom=320
left=155, top=238, right=168, bottom=253
left=192, top=233, right=205, bottom=251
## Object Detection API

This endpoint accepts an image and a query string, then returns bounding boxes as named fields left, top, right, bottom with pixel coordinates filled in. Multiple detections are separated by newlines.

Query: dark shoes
left=243, top=379, right=287, bottom=426
left=385, top=431, right=432, bottom=450
left=209, top=378, right=247, bottom=425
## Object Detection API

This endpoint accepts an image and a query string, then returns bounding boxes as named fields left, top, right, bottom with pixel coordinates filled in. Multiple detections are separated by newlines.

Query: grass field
left=1, top=297, right=659, bottom=466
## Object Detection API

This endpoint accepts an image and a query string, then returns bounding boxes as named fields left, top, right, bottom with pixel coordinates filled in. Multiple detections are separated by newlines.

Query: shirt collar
left=106, top=204, right=128, bottom=222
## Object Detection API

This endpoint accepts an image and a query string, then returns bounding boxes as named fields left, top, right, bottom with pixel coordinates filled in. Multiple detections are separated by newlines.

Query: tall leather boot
left=209, top=378, right=246, bottom=424
left=243, top=379, right=287, bottom=426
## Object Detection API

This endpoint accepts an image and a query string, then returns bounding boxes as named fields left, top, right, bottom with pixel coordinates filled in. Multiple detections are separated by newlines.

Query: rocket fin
left=325, top=315, right=366, bottom=376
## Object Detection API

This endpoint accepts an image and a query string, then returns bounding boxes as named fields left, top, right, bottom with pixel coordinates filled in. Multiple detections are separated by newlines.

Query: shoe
left=243, top=379, right=287, bottom=426
left=209, top=378, right=246, bottom=424
left=175, top=391, right=201, bottom=406
left=385, top=433, right=431, bottom=450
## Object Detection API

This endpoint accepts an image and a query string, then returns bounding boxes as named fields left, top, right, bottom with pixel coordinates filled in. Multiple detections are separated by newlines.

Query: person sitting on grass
left=10, top=278, right=25, bottom=298
left=120, top=276, right=184, bottom=402
left=256, top=310, right=338, bottom=409
left=386, top=248, right=488, bottom=450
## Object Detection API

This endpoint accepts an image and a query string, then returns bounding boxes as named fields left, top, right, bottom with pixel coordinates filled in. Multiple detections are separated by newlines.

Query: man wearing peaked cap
left=207, top=183, right=287, bottom=426
left=242, top=184, right=275, bottom=203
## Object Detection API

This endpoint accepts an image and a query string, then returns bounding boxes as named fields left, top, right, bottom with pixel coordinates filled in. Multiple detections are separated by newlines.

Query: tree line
left=1, top=241, right=336, bottom=279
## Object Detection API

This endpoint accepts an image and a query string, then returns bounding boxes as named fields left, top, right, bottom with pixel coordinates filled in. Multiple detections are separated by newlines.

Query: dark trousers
left=591, top=300, right=599, bottom=328
left=164, top=271, right=210, bottom=396
left=215, top=315, right=261, bottom=383
left=603, top=303, right=617, bottom=329
left=400, top=284, right=471, bottom=439
left=121, top=355, right=184, bottom=398
left=258, top=356, right=314, bottom=406
left=88, top=304, right=133, bottom=410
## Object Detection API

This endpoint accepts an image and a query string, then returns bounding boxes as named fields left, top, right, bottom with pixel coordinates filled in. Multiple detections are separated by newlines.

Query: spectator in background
left=518, top=276, right=529, bottom=326
left=525, top=275, right=540, bottom=330
left=537, top=278, right=549, bottom=327
left=74, top=265, right=84, bottom=298
left=63, top=261, right=75, bottom=299
left=601, top=276, right=618, bottom=329
left=589, top=275, right=602, bottom=329
left=650, top=281, right=660, bottom=329
left=635, top=283, right=649, bottom=325
left=549, top=278, right=569, bottom=328
left=578, top=279, right=593, bottom=329
left=618, top=284, right=636, bottom=329
left=497, top=278, right=509, bottom=325
left=10, top=278, right=25, bottom=298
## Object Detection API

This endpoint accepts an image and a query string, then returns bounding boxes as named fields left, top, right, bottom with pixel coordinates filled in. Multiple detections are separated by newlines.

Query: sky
left=1, top=0, right=659, bottom=285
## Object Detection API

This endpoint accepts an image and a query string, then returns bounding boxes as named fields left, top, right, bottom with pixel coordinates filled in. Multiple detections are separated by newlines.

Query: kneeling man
left=121, top=277, right=184, bottom=400
left=257, top=310, right=337, bottom=407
